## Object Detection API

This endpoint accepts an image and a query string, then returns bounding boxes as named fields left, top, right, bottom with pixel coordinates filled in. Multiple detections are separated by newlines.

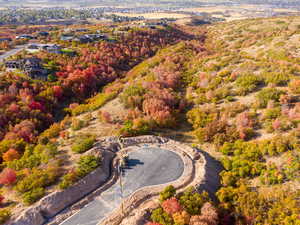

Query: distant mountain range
left=1, top=0, right=300, bottom=8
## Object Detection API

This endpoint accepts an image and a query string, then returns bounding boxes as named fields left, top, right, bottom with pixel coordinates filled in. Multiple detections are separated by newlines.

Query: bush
left=159, top=185, right=176, bottom=202
left=71, top=92, right=117, bottom=116
left=39, top=123, right=61, bottom=142
left=22, top=187, right=45, bottom=205
left=289, top=79, right=300, bottom=94
left=120, top=85, right=146, bottom=109
left=263, top=72, right=289, bottom=85
left=186, top=107, right=218, bottom=129
left=58, top=170, right=79, bottom=189
left=98, top=110, right=111, bottom=123
left=33, top=143, right=58, bottom=163
left=236, top=74, right=263, bottom=94
left=0, top=209, right=10, bottom=224
left=256, top=88, right=285, bottom=108
left=179, top=187, right=209, bottom=215
left=77, top=155, right=101, bottom=178
left=119, top=119, right=152, bottom=137
left=71, top=118, right=86, bottom=131
left=71, top=135, right=95, bottom=153
left=262, top=107, right=281, bottom=120
left=151, top=208, right=174, bottom=225
left=15, top=167, right=59, bottom=194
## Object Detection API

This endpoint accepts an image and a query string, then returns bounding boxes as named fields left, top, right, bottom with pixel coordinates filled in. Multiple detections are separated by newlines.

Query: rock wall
left=8, top=150, right=114, bottom=225
left=7, top=135, right=219, bottom=225
left=100, top=138, right=203, bottom=225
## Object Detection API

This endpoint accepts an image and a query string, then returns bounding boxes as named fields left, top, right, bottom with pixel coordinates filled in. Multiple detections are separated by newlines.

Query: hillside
left=92, top=16, right=300, bottom=224
left=0, top=16, right=300, bottom=225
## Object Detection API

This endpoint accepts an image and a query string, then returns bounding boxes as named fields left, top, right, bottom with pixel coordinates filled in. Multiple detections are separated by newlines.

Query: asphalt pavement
left=0, top=45, right=27, bottom=63
left=59, top=147, right=184, bottom=225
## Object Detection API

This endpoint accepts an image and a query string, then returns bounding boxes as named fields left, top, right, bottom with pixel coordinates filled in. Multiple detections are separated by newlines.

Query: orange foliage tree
left=3, top=148, right=20, bottom=162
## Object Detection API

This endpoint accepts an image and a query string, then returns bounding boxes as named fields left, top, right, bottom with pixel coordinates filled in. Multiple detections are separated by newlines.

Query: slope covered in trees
left=1, top=16, right=300, bottom=225
left=0, top=24, right=200, bottom=223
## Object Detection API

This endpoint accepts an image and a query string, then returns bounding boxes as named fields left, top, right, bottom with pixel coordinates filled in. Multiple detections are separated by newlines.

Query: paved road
left=0, top=45, right=27, bottom=63
left=59, top=147, right=184, bottom=225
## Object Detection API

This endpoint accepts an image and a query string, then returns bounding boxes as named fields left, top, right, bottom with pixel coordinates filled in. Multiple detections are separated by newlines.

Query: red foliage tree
left=162, top=197, right=182, bottom=215
left=0, top=168, right=17, bottom=185
left=53, top=85, right=63, bottom=98
left=5, top=120, right=36, bottom=142
left=0, top=195, right=4, bottom=204
left=29, top=101, right=45, bottom=111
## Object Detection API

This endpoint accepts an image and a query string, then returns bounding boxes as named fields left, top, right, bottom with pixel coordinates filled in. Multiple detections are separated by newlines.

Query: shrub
left=263, top=72, right=289, bottom=85
left=33, top=143, right=58, bottom=163
left=120, top=85, right=146, bottom=109
left=256, top=88, right=285, bottom=108
left=262, top=107, right=281, bottom=120
left=76, top=155, right=101, bottom=178
left=236, top=74, right=263, bottom=94
left=71, top=135, right=95, bottom=153
left=39, top=123, right=61, bottom=142
left=15, top=167, right=58, bottom=194
left=289, top=79, right=300, bottom=94
left=0, top=195, right=4, bottom=205
left=71, top=92, right=117, bottom=116
left=5, top=145, right=41, bottom=171
left=172, top=211, right=190, bottom=225
left=3, top=149, right=20, bottom=162
left=83, top=113, right=93, bottom=123
left=151, top=208, right=174, bottom=225
left=22, top=187, right=45, bottom=205
left=119, top=119, right=152, bottom=137
left=58, top=155, right=101, bottom=189
left=0, top=209, right=10, bottom=224
left=58, top=170, right=79, bottom=189
left=186, top=107, right=218, bottom=129
left=179, top=187, right=209, bottom=215
left=71, top=118, right=86, bottom=131
left=98, top=110, right=111, bottom=123
left=162, top=197, right=182, bottom=215
left=159, top=185, right=176, bottom=202
left=0, top=168, right=16, bottom=185
left=194, top=120, right=239, bottom=145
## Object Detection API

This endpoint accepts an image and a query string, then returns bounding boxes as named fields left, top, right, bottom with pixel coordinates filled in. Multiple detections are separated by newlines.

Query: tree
left=200, top=202, right=218, bottom=225
left=162, top=197, right=182, bottom=215
left=151, top=208, right=174, bottom=225
left=146, top=223, right=162, bottom=225
left=160, top=185, right=176, bottom=202
left=3, top=149, right=20, bottom=162
left=0, top=168, right=17, bottom=185
left=179, top=188, right=209, bottom=215
left=173, top=210, right=190, bottom=225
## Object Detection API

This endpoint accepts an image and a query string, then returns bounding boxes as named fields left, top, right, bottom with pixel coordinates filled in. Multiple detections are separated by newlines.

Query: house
left=37, top=31, right=49, bottom=37
left=74, top=35, right=92, bottom=43
left=60, top=34, right=74, bottom=41
left=74, top=28, right=88, bottom=32
left=26, top=44, right=40, bottom=53
left=5, top=57, right=47, bottom=80
left=43, top=44, right=62, bottom=54
left=26, top=44, right=62, bottom=54
left=0, top=38, right=12, bottom=43
left=85, top=34, right=107, bottom=41
left=16, top=34, right=35, bottom=40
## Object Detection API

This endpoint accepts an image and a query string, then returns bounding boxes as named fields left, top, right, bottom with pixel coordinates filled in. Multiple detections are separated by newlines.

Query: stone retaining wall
left=7, top=135, right=212, bottom=225
left=8, top=150, right=114, bottom=225
left=100, top=137, right=205, bottom=225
